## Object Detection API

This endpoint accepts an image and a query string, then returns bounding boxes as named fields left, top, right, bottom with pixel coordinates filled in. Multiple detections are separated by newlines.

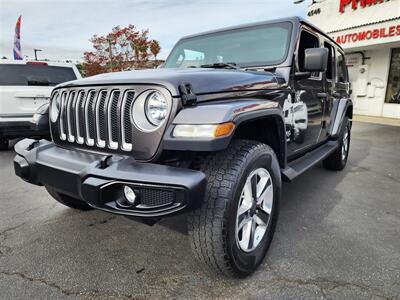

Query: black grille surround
left=50, top=85, right=176, bottom=161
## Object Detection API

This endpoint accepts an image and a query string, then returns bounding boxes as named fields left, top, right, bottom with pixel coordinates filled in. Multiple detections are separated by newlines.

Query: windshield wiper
left=200, top=62, right=240, bottom=70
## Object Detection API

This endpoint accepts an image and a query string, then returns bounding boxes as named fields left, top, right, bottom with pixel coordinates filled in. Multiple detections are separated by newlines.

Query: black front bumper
left=14, top=139, right=206, bottom=218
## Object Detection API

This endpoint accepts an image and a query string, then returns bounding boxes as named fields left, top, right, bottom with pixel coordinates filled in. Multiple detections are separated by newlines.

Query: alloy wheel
left=341, top=127, right=350, bottom=161
left=235, top=168, right=274, bottom=252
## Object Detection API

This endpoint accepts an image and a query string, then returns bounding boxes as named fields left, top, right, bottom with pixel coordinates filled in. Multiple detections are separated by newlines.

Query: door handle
left=317, top=92, right=327, bottom=99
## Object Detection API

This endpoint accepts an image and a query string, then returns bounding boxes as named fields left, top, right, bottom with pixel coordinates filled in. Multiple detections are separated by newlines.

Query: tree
left=150, top=40, right=161, bottom=66
left=83, top=25, right=161, bottom=76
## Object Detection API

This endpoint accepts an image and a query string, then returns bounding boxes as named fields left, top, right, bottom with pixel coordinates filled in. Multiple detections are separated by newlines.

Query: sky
left=0, top=0, right=308, bottom=62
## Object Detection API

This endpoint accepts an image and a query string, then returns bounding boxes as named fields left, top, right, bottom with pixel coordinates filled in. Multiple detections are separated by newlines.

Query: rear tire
left=188, top=140, right=281, bottom=277
left=45, top=186, right=93, bottom=211
left=323, top=117, right=351, bottom=171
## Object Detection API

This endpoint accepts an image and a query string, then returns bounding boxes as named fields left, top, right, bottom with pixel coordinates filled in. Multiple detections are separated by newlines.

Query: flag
left=13, top=16, right=22, bottom=60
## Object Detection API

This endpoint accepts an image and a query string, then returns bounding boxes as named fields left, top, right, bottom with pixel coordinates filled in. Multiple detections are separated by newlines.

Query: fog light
left=123, top=186, right=137, bottom=204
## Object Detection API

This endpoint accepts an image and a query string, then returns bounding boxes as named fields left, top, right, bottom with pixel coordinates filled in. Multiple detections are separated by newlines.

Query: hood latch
left=179, top=83, right=197, bottom=106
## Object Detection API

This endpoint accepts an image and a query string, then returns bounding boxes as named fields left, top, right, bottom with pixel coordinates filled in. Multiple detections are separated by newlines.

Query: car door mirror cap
left=304, top=48, right=329, bottom=72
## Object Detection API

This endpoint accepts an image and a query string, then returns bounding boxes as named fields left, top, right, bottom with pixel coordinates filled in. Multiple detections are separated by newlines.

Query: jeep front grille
left=55, top=88, right=135, bottom=152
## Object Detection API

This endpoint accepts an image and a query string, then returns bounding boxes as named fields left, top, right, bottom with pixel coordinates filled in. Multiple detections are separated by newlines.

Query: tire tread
left=188, top=139, right=276, bottom=276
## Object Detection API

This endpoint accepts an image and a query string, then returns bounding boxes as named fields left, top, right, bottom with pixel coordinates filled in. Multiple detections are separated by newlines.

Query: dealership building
left=307, top=0, right=400, bottom=119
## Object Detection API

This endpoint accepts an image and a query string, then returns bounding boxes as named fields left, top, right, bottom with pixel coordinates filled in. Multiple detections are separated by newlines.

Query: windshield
left=164, top=22, right=292, bottom=69
left=0, top=64, right=77, bottom=86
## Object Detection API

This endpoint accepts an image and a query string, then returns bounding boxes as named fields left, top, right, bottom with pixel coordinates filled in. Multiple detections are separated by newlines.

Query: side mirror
left=304, top=48, right=329, bottom=72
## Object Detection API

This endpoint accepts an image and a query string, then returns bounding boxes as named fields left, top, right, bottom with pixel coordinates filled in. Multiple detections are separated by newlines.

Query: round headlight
left=50, top=93, right=61, bottom=122
left=144, top=91, right=168, bottom=126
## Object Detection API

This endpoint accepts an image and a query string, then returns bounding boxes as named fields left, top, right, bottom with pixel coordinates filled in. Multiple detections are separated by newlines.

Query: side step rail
left=281, top=140, right=339, bottom=182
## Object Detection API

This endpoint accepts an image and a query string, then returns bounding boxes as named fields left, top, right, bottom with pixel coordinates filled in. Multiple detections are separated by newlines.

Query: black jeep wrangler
left=14, top=17, right=352, bottom=277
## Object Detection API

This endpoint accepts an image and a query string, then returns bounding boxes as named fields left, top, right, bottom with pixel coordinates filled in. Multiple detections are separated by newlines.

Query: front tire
left=45, top=186, right=93, bottom=211
left=188, top=140, right=281, bottom=277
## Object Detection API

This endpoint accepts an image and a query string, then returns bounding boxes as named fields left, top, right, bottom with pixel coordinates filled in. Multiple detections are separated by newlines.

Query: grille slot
left=95, top=91, right=108, bottom=148
left=75, top=91, right=85, bottom=144
left=85, top=91, right=97, bottom=146
left=59, top=92, right=67, bottom=141
left=121, top=91, right=134, bottom=151
left=108, top=91, right=120, bottom=149
left=66, top=91, right=76, bottom=142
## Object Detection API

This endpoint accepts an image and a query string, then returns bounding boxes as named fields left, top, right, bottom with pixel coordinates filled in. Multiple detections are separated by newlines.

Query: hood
left=57, top=68, right=285, bottom=97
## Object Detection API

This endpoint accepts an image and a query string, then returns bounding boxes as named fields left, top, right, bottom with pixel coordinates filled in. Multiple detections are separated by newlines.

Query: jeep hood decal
left=57, top=68, right=285, bottom=96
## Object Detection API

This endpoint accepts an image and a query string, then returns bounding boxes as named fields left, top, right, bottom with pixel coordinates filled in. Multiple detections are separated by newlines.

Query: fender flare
left=162, top=100, right=287, bottom=167
left=329, top=98, right=353, bottom=139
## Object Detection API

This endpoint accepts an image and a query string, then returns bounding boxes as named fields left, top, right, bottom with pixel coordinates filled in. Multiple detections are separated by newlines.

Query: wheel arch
left=329, top=98, right=353, bottom=138
left=232, top=112, right=287, bottom=168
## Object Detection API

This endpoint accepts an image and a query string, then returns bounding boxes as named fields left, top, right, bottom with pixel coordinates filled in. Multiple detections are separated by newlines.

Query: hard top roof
left=179, top=16, right=342, bottom=51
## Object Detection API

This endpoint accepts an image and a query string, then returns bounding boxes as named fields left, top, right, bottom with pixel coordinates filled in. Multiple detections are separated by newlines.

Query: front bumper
left=14, top=139, right=206, bottom=218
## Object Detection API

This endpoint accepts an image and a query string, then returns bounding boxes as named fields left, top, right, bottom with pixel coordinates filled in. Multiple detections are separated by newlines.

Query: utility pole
left=34, top=49, right=42, bottom=61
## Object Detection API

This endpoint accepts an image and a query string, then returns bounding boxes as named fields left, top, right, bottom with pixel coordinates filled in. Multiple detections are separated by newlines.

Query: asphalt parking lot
left=0, top=121, right=399, bottom=300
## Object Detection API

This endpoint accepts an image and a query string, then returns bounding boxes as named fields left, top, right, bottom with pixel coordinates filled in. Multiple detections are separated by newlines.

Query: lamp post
left=34, top=49, right=42, bottom=61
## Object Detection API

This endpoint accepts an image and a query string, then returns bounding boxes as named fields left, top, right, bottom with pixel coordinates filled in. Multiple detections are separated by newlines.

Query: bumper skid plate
left=14, top=139, right=206, bottom=218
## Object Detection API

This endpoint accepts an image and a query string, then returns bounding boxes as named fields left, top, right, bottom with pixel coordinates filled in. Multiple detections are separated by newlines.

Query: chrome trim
left=121, top=90, right=134, bottom=151
left=66, top=91, right=76, bottom=143
left=84, top=90, right=95, bottom=146
left=75, top=91, right=85, bottom=144
left=95, top=90, right=107, bottom=148
left=59, top=92, right=67, bottom=141
left=107, top=90, right=119, bottom=150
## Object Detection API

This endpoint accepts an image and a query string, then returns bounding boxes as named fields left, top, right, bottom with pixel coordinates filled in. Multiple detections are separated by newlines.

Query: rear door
left=0, top=63, right=77, bottom=120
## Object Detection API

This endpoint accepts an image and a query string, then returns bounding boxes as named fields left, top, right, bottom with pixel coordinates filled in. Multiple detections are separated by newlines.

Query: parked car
left=14, top=17, right=352, bottom=277
left=0, top=59, right=81, bottom=149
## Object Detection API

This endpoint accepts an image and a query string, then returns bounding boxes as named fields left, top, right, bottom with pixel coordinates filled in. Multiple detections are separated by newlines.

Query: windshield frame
left=164, top=21, right=294, bottom=69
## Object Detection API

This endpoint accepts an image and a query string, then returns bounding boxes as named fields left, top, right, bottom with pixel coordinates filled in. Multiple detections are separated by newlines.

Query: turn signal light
left=214, top=122, right=235, bottom=138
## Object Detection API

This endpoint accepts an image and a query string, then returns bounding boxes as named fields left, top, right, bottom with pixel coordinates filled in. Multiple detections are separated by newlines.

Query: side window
left=337, top=51, right=348, bottom=83
left=297, top=30, right=320, bottom=77
left=324, top=42, right=335, bottom=81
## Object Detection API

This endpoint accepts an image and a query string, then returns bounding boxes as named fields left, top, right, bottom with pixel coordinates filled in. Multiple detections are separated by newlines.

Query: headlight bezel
left=131, top=89, right=170, bottom=132
left=144, top=90, right=168, bottom=126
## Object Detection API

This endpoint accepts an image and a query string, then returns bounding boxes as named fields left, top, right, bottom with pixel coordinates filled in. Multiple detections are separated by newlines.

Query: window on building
left=324, top=42, right=335, bottom=80
left=297, top=30, right=320, bottom=77
left=337, top=51, right=348, bottom=83
left=385, top=48, right=400, bottom=104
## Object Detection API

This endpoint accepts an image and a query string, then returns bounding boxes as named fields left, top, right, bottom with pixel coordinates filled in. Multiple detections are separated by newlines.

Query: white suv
left=0, top=59, right=81, bottom=149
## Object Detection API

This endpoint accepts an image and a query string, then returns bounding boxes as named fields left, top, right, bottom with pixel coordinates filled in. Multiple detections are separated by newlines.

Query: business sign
left=333, top=23, right=400, bottom=44
left=339, top=0, right=391, bottom=13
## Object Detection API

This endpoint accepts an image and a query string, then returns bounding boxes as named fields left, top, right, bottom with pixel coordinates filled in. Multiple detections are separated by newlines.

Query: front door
left=287, top=29, right=324, bottom=157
